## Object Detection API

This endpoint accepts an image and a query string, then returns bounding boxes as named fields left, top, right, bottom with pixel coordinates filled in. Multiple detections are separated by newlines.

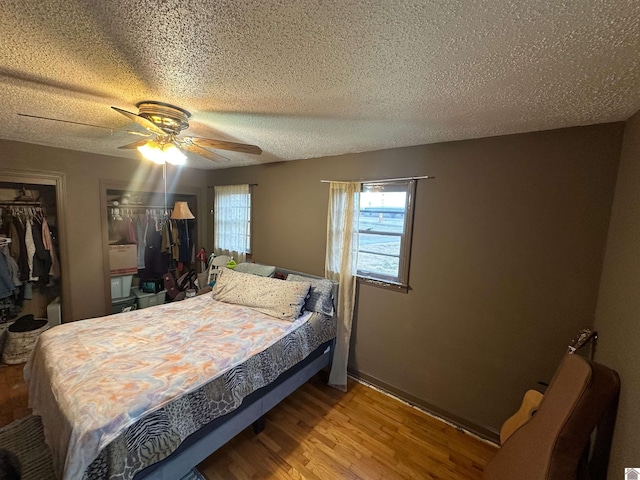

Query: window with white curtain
left=213, top=184, right=251, bottom=263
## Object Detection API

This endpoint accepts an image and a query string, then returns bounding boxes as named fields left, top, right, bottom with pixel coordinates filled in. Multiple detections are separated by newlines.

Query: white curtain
left=214, top=184, right=250, bottom=263
left=325, top=181, right=361, bottom=391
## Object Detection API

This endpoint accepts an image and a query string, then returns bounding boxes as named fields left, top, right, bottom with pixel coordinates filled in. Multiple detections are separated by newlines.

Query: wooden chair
left=484, top=354, right=620, bottom=480
left=206, top=255, right=231, bottom=285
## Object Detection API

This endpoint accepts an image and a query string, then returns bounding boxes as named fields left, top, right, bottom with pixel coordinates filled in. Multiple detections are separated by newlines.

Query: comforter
left=25, top=295, right=335, bottom=480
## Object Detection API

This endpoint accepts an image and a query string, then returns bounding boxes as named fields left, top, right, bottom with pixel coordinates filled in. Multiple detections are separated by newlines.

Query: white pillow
left=212, top=268, right=310, bottom=321
left=235, top=262, right=276, bottom=277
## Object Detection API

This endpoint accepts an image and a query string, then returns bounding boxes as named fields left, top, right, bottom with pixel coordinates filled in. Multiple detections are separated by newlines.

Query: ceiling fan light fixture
left=137, top=141, right=164, bottom=164
left=20, top=101, right=261, bottom=166
left=137, top=141, right=186, bottom=165
left=163, top=143, right=187, bottom=165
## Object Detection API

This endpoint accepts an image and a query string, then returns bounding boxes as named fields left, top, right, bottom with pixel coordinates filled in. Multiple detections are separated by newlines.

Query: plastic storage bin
left=132, top=287, right=166, bottom=309
left=111, top=275, right=133, bottom=299
left=47, top=297, right=62, bottom=326
left=111, top=293, right=137, bottom=314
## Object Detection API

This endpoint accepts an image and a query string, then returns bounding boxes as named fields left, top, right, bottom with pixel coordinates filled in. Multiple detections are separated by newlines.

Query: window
left=213, top=184, right=251, bottom=262
left=356, top=180, right=416, bottom=287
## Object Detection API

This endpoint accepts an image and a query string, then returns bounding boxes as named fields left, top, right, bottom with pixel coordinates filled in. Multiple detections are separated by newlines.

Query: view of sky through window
left=358, top=189, right=407, bottom=280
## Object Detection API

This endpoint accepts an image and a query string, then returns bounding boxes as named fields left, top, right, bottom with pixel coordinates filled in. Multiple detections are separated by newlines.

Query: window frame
left=213, top=184, right=252, bottom=257
left=246, top=197, right=252, bottom=254
left=356, top=179, right=416, bottom=291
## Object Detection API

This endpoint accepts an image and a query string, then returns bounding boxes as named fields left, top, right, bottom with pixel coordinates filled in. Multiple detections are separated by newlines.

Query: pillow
left=212, top=268, right=310, bottom=321
left=235, top=262, right=277, bottom=277
left=286, top=274, right=334, bottom=315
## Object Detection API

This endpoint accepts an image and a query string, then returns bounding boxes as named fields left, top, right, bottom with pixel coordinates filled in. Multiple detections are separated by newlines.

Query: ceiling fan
left=18, top=101, right=262, bottom=165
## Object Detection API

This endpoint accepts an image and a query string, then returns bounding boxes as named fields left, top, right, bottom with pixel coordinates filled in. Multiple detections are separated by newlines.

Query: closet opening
left=0, top=170, right=69, bottom=342
left=101, top=186, right=200, bottom=315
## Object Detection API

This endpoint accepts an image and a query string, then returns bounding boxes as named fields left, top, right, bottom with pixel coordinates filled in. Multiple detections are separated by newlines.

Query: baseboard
left=348, top=369, right=500, bottom=445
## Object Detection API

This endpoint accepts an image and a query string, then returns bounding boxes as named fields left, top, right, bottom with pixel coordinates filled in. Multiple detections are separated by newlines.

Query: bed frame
left=134, top=267, right=338, bottom=480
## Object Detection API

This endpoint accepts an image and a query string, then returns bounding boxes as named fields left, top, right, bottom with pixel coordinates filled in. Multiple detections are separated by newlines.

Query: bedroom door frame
left=0, top=168, right=72, bottom=322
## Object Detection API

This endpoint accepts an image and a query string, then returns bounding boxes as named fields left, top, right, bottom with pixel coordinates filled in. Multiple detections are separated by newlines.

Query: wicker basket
left=2, top=319, right=49, bottom=365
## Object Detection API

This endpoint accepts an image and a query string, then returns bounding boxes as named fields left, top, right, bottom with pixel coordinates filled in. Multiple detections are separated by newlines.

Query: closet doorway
left=0, top=169, right=70, bottom=325
left=100, top=180, right=201, bottom=316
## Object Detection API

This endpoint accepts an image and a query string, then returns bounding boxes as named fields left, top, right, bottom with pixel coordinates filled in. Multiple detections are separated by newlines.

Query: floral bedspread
left=25, top=295, right=335, bottom=480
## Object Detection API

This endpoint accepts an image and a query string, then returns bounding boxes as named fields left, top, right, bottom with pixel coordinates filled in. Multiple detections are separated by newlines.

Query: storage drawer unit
left=132, top=287, right=166, bottom=309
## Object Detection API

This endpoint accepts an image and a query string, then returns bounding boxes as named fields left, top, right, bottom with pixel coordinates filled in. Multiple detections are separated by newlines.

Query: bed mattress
left=25, top=295, right=336, bottom=480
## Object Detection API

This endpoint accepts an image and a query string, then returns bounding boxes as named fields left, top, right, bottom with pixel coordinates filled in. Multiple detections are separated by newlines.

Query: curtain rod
left=207, top=183, right=258, bottom=188
left=320, top=175, right=434, bottom=183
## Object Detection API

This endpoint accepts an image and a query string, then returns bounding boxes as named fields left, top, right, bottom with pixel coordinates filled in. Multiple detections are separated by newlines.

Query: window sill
left=357, top=276, right=409, bottom=293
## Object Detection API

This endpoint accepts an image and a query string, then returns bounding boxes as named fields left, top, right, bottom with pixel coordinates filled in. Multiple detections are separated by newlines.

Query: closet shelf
left=0, top=200, right=42, bottom=206
left=107, top=204, right=173, bottom=210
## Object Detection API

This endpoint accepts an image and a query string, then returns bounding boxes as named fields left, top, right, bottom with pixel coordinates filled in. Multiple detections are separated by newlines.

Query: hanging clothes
left=10, top=221, right=20, bottom=263
left=161, top=220, right=171, bottom=253
left=42, top=218, right=60, bottom=280
left=42, top=219, right=52, bottom=250
left=12, top=218, right=29, bottom=282
left=31, top=218, right=52, bottom=284
left=48, top=238, right=61, bottom=280
left=178, top=221, right=191, bottom=263
left=143, top=214, right=168, bottom=278
left=25, top=220, right=37, bottom=281
left=136, top=217, right=146, bottom=270
left=0, top=202, right=59, bottom=316
left=0, top=244, right=22, bottom=289
left=171, top=219, right=180, bottom=262
left=0, top=248, right=15, bottom=299
left=127, top=218, right=137, bottom=244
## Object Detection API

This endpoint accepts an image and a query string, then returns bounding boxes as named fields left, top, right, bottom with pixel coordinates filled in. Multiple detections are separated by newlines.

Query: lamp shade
left=170, top=201, right=195, bottom=219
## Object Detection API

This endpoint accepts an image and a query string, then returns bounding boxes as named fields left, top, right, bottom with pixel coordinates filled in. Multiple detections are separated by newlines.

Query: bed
left=24, top=267, right=338, bottom=480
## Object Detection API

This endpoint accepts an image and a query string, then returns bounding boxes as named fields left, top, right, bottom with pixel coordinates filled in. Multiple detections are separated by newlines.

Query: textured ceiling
left=0, top=0, right=639, bottom=170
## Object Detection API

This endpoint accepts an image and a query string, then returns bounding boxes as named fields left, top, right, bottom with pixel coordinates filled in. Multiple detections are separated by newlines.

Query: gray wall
left=594, top=109, right=640, bottom=474
left=210, top=123, right=623, bottom=436
left=1, top=140, right=211, bottom=321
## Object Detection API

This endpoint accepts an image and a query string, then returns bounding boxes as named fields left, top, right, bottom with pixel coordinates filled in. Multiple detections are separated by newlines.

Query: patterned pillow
left=212, top=268, right=310, bottom=321
left=235, top=263, right=276, bottom=277
left=286, top=274, right=334, bottom=315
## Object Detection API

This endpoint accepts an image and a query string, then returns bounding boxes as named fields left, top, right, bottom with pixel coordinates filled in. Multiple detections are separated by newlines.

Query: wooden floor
left=1, top=364, right=496, bottom=479
left=0, top=363, right=31, bottom=427
left=199, top=375, right=497, bottom=480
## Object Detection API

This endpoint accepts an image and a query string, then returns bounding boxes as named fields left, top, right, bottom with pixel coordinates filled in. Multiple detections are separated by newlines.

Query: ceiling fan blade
left=189, top=137, right=262, bottom=155
left=179, top=142, right=230, bottom=163
left=111, top=106, right=166, bottom=136
left=118, top=139, right=149, bottom=150
left=18, top=113, right=116, bottom=131
left=18, top=113, right=152, bottom=137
